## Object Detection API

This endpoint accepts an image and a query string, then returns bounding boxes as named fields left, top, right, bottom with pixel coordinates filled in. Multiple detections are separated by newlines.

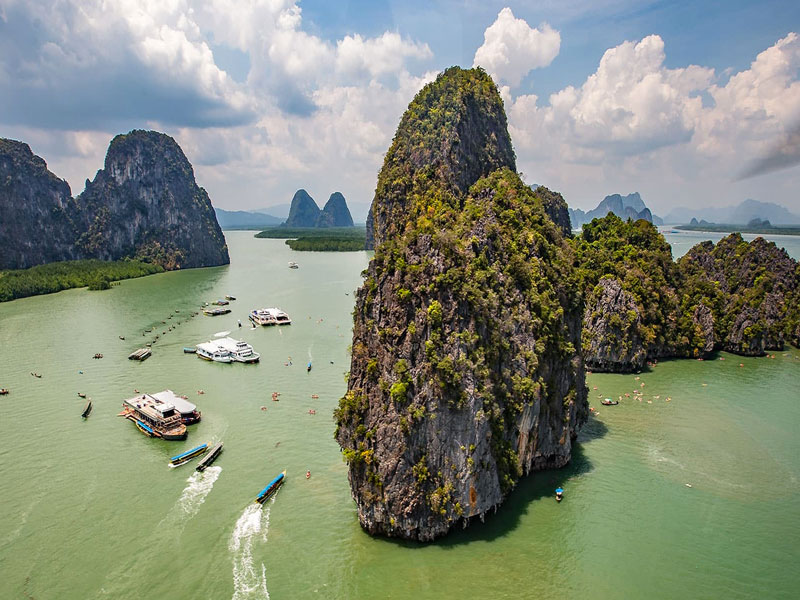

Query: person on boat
left=306, top=470, right=311, bottom=479
left=555, top=488, right=563, bottom=502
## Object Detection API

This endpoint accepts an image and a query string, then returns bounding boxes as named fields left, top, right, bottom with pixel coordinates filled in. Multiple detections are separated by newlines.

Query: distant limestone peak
left=317, top=192, right=354, bottom=227
left=283, top=189, right=355, bottom=228
left=284, top=189, right=321, bottom=227
left=569, top=192, right=662, bottom=229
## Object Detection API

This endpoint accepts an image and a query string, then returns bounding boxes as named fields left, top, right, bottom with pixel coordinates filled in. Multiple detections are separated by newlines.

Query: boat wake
left=158, top=466, right=222, bottom=532
left=177, top=466, right=222, bottom=518
left=229, top=500, right=274, bottom=599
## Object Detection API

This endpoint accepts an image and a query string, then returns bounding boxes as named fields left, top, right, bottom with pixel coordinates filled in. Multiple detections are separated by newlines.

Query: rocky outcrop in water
left=0, top=131, right=229, bottom=271
left=317, top=192, right=354, bottom=227
left=678, top=234, right=798, bottom=355
left=76, top=131, right=229, bottom=269
left=0, top=139, right=80, bottom=269
left=336, top=67, right=587, bottom=542
left=573, top=216, right=799, bottom=370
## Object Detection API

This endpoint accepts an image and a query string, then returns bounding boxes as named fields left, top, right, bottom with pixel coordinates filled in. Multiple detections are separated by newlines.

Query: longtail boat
left=133, top=418, right=159, bottom=438
left=196, top=442, right=223, bottom=472
left=169, top=443, right=208, bottom=467
left=81, top=400, right=93, bottom=419
left=254, top=471, right=286, bottom=504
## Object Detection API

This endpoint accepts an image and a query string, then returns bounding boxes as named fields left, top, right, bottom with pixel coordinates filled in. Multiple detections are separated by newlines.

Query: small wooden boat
left=81, top=400, right=93, bottom=419
left=93, top=353, right=104, bottom=359
left=600, top=399, right=619, bottom=406
left=288, top=261, right=299, bottom=269
left=212, top=299, right=229, bottom=306
left=132, top=418, right=159, bottom=438
left=196, top=442, right=223, bottom=472
left=556, top=487, right=563, bottom=502
left=78, top=392, right=87, bottom=398
left=203, top=307, right=231, bottom=316
left=225, top=295, right=236, bottom=301
left=307, top=362, right=312, bottom=373
left=1, top=388, right=10, bottom=395
left=183, top=347, right=196, bottom=354
left=169, top=443, right=208, bottom=467
left=254, top=471, right=286, bottom=504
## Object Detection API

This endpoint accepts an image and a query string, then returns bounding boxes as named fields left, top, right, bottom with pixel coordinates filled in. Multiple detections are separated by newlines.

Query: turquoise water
left=662, top=228, right=800, bottom=259
left=0, top=231, right=798, bottom=599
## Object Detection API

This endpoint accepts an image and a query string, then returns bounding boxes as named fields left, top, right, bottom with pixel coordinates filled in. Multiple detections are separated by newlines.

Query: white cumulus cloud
left=473, top=7, right=560, bottom=87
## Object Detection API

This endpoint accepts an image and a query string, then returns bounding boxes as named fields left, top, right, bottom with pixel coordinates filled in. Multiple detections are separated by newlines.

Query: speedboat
left=288, top=262, right=299, bottom=269
left=255, top=471, right=286, bottom=504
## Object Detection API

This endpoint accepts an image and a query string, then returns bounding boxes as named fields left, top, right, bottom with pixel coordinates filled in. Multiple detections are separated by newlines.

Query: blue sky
left=1, top=0, right=798, bottom=219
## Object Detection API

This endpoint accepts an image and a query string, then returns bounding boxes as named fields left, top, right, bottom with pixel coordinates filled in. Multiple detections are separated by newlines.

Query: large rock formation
left=582, top=277, right=646, bottom=372
left=76, top=131, right=229, bottom=269
left=317, top=192, right=354, bottom=227
left=572, top=216, right=799, bottom=371
left=678, top=234, right=798, bottom=355
left=336, top=67, right=587, bottom=542
left=0, top=139, right=81, bottom=269
left=284, top=189, right=321, bottom=227
left=0, top=131, right=229, bottom=271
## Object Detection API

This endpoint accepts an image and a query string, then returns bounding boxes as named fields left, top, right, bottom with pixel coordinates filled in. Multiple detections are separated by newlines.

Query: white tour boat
left=195, top=341, right=233, bottom=363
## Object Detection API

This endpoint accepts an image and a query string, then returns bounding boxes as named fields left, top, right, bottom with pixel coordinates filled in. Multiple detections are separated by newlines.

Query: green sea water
left=1, top=231, right=798, bottom=599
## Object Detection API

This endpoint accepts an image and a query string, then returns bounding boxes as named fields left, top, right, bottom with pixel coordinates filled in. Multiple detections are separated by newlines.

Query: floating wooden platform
left=128, top=348, right=152, bottom=361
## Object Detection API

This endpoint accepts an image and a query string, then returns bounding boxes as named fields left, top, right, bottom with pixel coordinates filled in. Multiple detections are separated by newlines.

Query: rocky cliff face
left=366, top=67, right=516, bottom=251
left=0, top=139, right=81, bottom=269
left=678, top=234, right=798, bottom=356
left=336, top=67, right=587, bottom=542
left=582, top=277, right=646, bottom=372
left=317, top=192, right=354, bottom=227
left=0, top=131, right=229, bottom=271
left=76, top=131, right=228, bottom=269
left=284, top=189, right=320, bottom=227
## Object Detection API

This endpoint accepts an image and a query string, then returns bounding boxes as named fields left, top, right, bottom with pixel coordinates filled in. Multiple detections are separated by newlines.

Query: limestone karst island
left=1, top=3, right=799, bottom=599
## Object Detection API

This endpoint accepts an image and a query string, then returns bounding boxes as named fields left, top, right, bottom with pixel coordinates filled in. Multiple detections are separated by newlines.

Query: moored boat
left=288, top=261, right=299, bottom=269
left=225, top=294, right=236, bottom=300
left=195, top=342, right=233, bottom=363
left=250, top=307, right=291, bottom=326
left=120, top=392, right=187, bottom=440
left=169, top=443, right=208, bottom=466
left=81, top=400, right=93, bottom=419
left=601, top=398, right=619, bottom=406
left=196, top=442, right=223, bottom=472
left=203, top=307, right=231, bottom=316
left=0, top=388, right=9, bottom=395
left=255, top=471, right=286, bottom=504
left=212, top=299, right=230, bottom=306
left=216, top=337, right=260, bottom=363
left=183, top=347, right=196, bottom=354
left=152, top=390, right=201, bottom=424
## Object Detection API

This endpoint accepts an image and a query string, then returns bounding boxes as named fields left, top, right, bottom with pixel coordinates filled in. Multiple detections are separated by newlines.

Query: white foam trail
left=230, top=499, right=274, bottom=599
left=176, top=466, right=221, bottom=518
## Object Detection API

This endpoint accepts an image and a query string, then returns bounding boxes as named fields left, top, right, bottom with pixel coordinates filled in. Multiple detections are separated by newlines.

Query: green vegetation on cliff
left=336, top=67, right=586, bottom=542
left=0, top=259, right=163, bottom=302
